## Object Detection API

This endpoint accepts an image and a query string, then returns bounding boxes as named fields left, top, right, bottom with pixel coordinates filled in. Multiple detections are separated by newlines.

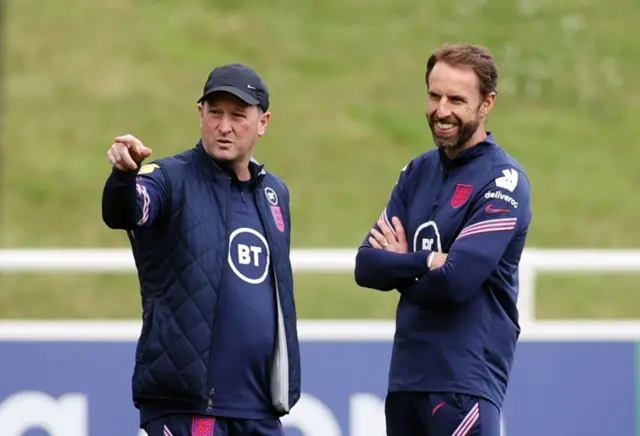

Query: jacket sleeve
left=101, top=162, right=169, bottom=230
left=354, top=161, right=432, bottom=291
left=399, top=166, right=531, bottom=304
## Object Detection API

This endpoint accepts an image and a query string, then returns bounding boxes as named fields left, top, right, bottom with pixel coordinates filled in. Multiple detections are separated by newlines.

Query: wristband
left=427, top=252, right=435, bottom=269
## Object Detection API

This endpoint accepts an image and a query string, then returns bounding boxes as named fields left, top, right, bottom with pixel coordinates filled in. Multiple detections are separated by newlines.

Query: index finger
left=114, top=134, right=141, bottom=149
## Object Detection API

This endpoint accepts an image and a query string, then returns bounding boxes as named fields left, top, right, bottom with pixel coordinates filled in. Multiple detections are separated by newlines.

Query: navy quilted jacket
left=101, top=142, right=301, bottom=422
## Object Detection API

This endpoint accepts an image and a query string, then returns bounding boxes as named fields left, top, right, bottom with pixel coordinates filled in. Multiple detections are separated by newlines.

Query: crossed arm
left=354, top=166, right=531, bottom=304
left=367, top=216, right=448, bottom=269
left=354, top=215, right=446, bottom=291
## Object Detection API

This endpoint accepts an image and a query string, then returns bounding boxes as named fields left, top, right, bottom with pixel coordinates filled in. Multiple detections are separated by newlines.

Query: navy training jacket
left=101, top=141, right=301, bottom=423
left=354, top=133, right=532, bottom=409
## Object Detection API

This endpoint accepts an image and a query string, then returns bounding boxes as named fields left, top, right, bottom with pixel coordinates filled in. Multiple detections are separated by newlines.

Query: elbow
left=101, top=173, right=140, bottom=230
left=101, top=203, right=117, bottom=229
left=353, top=248, right=367, bottom=285
left=353, top=250, right=369, bottom=286
left=355, top=274, right=394, bottom=292
left=354, top=250, right=394, bottom=291
left=101, top=189, right=137, bottom=230
left=353, top=268, right=367, bottom=288
left=101, top=203, right=133, bottom=230
left=102, top=212, right=127, bottom=230
left=101, top=199, right=121, bottom=229
left=103, top=218, right=125, bottom=230
left=101, top=188, right=120, bottom=229
left=354, top=272, right=393, bottom=291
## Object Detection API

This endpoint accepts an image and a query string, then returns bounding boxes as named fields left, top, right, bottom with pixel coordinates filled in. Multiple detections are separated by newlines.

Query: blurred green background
left=2, top=0, right=639, bottom=320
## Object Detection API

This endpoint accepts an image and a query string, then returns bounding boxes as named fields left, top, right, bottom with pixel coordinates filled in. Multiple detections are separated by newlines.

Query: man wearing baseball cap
left=198, top=63, right=271, bottom=112
left=102, top=63, right=301, bottom=436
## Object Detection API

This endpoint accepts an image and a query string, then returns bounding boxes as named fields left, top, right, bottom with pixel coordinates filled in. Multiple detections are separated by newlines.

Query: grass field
left=2, top=0, right=640, bottom=320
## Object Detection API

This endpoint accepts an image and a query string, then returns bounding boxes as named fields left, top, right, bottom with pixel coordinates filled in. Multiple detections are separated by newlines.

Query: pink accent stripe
left=432, top=400, right=446, bottom=416
left=136, top=184, right=151, bottom=226
left=456, top=218, right=517, bottom=240
left=451, top=402, right=480, bottom=436
left=164, top=425, right=174, bottom=436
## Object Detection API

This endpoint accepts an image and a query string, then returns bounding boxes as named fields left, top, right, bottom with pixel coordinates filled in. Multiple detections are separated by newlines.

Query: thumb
left=138, top=145, right=153, bottom=158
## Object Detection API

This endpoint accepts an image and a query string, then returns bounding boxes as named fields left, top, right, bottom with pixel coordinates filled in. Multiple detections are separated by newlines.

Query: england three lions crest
left=451, top=183, right=473, bottom=209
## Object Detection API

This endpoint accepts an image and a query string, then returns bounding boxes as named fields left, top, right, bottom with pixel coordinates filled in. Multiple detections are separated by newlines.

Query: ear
left=479, top=92, right=496, bottom=117
left=257, top=111, right=271, bottom=137
left=197, top=103, right=205, bottom=127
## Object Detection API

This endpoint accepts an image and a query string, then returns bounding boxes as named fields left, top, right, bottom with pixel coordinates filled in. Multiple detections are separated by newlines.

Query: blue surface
left=0, top=340, right=635, bottom=436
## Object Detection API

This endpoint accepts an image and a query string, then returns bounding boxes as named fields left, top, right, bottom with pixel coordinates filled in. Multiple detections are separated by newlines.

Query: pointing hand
left=107, top=134, right=153, bottom=171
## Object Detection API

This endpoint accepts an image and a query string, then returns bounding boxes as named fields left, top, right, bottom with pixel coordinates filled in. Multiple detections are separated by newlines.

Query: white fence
left=2, top=248, right=640, bottom=326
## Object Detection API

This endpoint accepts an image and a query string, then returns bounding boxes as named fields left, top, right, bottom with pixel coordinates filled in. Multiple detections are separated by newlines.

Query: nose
left=217, top=115, right=232, bottom=134
left=435, top=98, right=452, bottom=119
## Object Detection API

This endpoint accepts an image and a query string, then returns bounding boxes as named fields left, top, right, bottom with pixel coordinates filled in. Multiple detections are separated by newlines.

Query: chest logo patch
left=413, top=221, right=443, bottom=252
left=264, top=187, right=278, bottom=206
left=228, top=227, right=271, bottom=284
left=451, top=183, right=473, bottom=209
left=265, top=187, right=286, bottom=233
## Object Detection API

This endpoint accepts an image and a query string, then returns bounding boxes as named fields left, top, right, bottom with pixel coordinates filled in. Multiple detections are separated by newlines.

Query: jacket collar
left=195, top=140, right=266, bottom=185
left=438, top=132, right=497, bottom=169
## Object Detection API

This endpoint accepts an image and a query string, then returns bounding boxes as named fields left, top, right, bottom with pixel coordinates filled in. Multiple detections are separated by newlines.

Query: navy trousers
left=143, top=414, right=284, bottom=436
left=385, top=392, right=501, bottom=436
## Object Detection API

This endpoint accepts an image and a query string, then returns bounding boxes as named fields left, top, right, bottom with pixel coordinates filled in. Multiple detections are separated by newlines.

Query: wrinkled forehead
left=428, top=62, right=481, bottom=98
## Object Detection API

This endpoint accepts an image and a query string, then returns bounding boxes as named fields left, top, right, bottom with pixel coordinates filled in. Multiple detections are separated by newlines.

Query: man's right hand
left=428, top=252, right=448, bottom=270
left=107, top=134, right=153, bottom=171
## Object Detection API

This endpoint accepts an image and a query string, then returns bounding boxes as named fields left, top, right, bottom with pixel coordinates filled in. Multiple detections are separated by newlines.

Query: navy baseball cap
left=197, top=63, right=270, bottom=112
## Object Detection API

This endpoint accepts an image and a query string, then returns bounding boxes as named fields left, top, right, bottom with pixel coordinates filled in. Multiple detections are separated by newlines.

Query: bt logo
left=237, top=243, right=263, bottom=267
left=227, top=227, right=270, bottom=285
left=413, top=221, right=442, bottom=253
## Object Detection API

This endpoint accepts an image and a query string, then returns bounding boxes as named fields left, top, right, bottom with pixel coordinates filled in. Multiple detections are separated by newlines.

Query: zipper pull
left=206, top=389, right=214, bottom=411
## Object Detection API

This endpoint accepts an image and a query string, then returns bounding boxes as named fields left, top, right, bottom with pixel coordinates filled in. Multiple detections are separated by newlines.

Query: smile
left=435, top=121, right=457, bottom=131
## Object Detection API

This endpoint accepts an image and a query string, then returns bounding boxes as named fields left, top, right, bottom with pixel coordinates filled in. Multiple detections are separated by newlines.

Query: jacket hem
left=138, top=400, right=279, bottom=427
left=207, top=406, right=279, bottom=420
left=387, top=383, right=502, bottom=409
left=138, top=400, right=210, bottom=427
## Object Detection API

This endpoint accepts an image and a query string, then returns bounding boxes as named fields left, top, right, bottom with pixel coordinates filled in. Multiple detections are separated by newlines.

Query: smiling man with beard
left=354, top=44, right=533, bottom=436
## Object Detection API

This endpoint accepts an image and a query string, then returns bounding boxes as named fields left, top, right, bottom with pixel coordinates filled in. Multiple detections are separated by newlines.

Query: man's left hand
left=369, top=217, right=408, bottom=253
